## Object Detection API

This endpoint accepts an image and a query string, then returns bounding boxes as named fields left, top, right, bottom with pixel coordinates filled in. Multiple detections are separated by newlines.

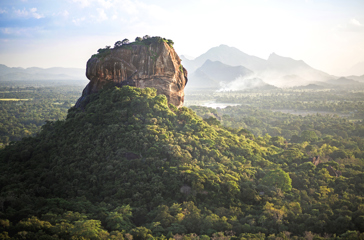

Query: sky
left=0, top=0, right=363, bottom=76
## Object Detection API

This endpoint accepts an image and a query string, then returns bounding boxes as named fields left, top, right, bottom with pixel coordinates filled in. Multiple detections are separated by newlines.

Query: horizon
left=0, top=0, right=364, bottom=76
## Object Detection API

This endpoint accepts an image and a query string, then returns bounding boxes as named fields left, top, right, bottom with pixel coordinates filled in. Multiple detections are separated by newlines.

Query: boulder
left=76, top=38, right=188, bottom=108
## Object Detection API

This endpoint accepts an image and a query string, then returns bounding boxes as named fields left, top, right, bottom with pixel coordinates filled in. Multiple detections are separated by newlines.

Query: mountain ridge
left=187, top=59, right=276, bottom=91
left=0, top=64, right=86, bottom=81
left=182, top=45, right=336, bottom=88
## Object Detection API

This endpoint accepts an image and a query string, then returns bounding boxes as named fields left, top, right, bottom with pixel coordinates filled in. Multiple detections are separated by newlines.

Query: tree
left=114, top=39, right=129, bottom=48
left=105, top=206, right=134, bottom=231
left=114, top=41, right=123, bottom=48
left=122, top=38, right=130, bottom=45
left=300, top=130, right=318, bottom=142
left=330, top=149, right=347, bottom=159
left=166, top=39, right=174, bottom=47
left=130, top=226, right=153, bottom=240
left=69, top=220, right=109, bottom=239
left=261, top=169, right=292, bottom=192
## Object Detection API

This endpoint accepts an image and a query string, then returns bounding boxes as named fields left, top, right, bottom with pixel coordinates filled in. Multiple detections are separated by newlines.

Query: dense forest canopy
left=0, top=83, right=83, bottom=147
left=0, top=83, right=363, bottom=239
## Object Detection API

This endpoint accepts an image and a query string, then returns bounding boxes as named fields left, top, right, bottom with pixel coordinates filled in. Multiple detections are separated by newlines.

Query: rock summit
left=76, top=36, right=188, bottom=108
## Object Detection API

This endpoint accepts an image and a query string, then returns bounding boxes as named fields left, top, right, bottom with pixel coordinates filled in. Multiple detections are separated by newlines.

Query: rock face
left=76, top=39, right=188, bottom=108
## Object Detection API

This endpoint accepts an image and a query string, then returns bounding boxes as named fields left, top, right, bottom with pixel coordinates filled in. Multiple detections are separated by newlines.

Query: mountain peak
left=268, top=52, right=308, bottom=67
left=218, top=44, right=230, bottom=48
left=268, top=52, right=284, bottom=61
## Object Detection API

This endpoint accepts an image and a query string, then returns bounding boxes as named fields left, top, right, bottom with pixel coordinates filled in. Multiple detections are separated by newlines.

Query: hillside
left=0, top=85, right=364, bottom=239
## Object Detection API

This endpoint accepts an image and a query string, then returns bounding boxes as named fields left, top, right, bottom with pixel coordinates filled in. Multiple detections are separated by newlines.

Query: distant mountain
left=267, top=53, right=310, bottom=70
left=347, top=74, right=364, bottom=83
left=0, top=64, right=86, bottom=81
left=187, top=67, right=220, bottom=89
left=181, top=44, right=267, bottom=73
left=345, top=61, right=364, bottom=76
left=295, top=77, right=364, bottom=89
left=182, top=45, right=335, bottom=88
left=327, top=77, right=364, bottom=88
left=263, top=53, right=334, bottom=87
left=294, top=84, right=325, bottom=90
left=187, top=60, right=275, bottom=91
left=187, top=60, right=253, bottom=89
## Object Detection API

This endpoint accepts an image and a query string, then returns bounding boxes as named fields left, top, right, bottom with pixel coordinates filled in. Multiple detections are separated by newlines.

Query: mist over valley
left=183, top=44, right=364, bottom=91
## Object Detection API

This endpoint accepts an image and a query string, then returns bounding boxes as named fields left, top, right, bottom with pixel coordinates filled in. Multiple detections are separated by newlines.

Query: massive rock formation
left=76, top=38, right=188, bottom=108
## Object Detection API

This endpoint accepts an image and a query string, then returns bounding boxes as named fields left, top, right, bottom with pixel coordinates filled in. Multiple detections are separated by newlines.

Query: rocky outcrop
left=76, top=38, right=188, bottom=108
left=311, top=156, right=320, bottom=166
left=327, top=166, right=342, bottom=177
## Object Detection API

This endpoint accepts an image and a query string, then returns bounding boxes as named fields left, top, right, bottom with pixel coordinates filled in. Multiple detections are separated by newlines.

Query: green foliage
left=300, top=130, right=319, bottom=142
left=92, top=46, right=112, bottom=59
left=179, top=64, right=184, bottom=74
left=130, top=226, right=153, bottom=240
left=1, top=85, right=364, bottom=239
left=261, top=168, right=292, bottom=191
left=91, top=36, right=175, bottom=59
left=70, top=219, right=109, bottom=239
left=105, top=206, right=134, bottom=232
left=0, top=84, right=82, bottom=146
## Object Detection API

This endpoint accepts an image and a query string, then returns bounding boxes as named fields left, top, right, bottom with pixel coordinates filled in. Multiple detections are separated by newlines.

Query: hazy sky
left=0, top=0, right=363, bottom=76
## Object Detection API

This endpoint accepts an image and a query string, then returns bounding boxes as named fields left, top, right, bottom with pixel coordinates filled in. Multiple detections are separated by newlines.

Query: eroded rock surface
left=77, top=39, right=188, bottom=108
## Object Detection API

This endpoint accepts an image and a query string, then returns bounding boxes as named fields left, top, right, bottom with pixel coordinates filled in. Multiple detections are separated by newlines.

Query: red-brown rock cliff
left=77, top=39, right=188, bottom=108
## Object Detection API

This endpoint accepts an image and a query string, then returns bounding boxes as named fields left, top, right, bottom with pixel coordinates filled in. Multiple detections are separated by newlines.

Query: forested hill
left=0, top=86, right=364, bottom=239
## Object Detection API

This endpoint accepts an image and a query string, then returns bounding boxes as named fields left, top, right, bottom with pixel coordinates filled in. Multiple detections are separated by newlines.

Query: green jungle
left=1, top=81, right=364, bottom=240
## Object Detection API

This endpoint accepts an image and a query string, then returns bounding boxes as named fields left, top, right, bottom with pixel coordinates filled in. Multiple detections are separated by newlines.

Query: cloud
left=72, top=0, right=92, bottom=8
left=13, top=7, right=44, bottom=19
left=97, top=0, right=113, bottom=9
left=1, top=28, right=11, bottom=34
left=96, top=8, right=108, bottom=21
left=350, top=18, right=362, bottom=26
left=14, top=8, right=28, bottom=17
left=71, top=0, right=112, bottom=9
left=0, top=27, right=42, bottom=37
left=217, top=75, right=268, bottom=92
left=29, top=8, right=43, bottom=19
left=61, top=10, right=69, bottom=18
left=112, top=0, right=170, bottom=25
left=0, top=8, right=7, bottom=14
left=117, top=0, right=139, bottom=15
left=66, top=0, right=170, bottom=27
left=336, top=18, right=363, bottom=32
left=72, top=17, right=86, bottom=25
